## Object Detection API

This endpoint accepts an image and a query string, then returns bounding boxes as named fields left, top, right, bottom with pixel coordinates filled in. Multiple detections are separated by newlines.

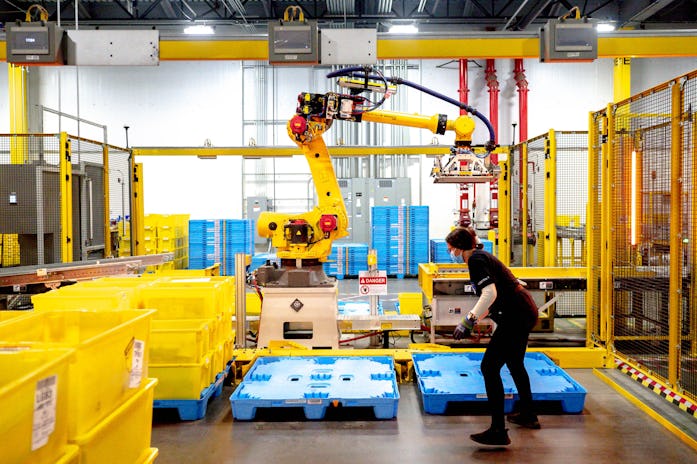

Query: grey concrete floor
left=151, top=369, right=697, bottom=464
left=151, top=278, right=697, bottom=463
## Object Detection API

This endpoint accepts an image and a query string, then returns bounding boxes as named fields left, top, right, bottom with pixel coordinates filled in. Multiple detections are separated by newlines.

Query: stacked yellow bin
left=0, top=309, right=158, bottom=464
left=117, top=220, right=132, bottom=257
left=0, top=234, right=20, bottom=267
left=141, top=276, right=235, bottom=400
left=143, top=214, right=190, bottom=270
left=0, top=346, right=75, bottom=464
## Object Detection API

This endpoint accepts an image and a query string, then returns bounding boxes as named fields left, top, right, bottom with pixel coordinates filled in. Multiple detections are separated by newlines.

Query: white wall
left=7, top=56, right=696, bottom=237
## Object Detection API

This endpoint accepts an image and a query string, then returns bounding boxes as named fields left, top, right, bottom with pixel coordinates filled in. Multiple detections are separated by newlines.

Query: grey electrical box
left=66, top=30, right=159, bottom=66
left=6, top=21, right=64, bottom=65
left=246, top=196, right=271, bottom=246
left=0, top=163, right=105, bottom=265
left=334, top=177, right=411, bottom=244
left=268, top=20, right=319, bottom=65
left=371, top=178, right=411, bottom=207
left=540, top=18, right=597, bottom=63
left=320, top=28, right=377, bottom=65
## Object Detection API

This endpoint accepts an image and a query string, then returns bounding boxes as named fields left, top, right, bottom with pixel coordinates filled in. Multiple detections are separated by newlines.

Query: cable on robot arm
left=326, top=66, right=390, bottom=113
left=327, top=67, right=497, bottom=154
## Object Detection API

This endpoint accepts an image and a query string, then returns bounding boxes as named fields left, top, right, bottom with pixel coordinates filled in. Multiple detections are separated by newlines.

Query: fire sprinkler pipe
left=485, top=59, right=499, bottom=142
left=458, top=58, right=469, bottom=114
left=514, top=58, right=528, bottom=142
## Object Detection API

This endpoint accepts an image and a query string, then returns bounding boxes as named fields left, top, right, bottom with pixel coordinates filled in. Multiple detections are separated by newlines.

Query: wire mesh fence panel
left=69, top=137, right=108, bottom=261
left=108, top=148, right=131, bottom=257
left=0, top=134, right=63, bottom=266
left=527, top=135, right=547, bottom=267
left=510, top=143, right=524, bottom=266
left=556, top=132, right=588, bottom=268
left=681, top=75, right=697, bottom=398
left=612, top=84, right=673, bottom=384
left=588, top=112, right=604, bottom=345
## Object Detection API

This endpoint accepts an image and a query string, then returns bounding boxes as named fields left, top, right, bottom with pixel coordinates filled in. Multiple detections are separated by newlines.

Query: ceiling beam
left=620, top=0, right=679, bottom=28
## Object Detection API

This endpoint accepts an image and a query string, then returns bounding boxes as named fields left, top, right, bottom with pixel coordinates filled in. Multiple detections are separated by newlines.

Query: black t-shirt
left=468, top=249, right=535, bottom=323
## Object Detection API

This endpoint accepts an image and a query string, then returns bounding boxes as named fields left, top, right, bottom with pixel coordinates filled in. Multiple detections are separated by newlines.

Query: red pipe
left=458, top=58, right=469, bottom=114
left=485, top=59, right=499, bottom=142
left=514, top=58, right=528, bottom=142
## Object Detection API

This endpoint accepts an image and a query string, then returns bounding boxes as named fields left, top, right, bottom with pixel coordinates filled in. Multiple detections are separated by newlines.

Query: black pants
left=480, top=290, right=537, bottom=430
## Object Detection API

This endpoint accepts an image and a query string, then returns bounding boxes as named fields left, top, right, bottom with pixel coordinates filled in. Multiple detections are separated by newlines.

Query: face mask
left=450, top=250, right=464, bottom=263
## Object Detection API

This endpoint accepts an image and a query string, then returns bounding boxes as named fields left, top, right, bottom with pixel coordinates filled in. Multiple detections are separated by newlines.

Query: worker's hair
left=445, top=226, right=479, bottom=251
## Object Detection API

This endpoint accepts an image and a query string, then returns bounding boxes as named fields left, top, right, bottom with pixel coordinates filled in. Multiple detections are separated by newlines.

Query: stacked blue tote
left=430, top=239, right=451, bottom=263
left=371, top=206, right=429, bottom=277
left=188, top=220, right=224, bottom=270
left=188, top=219, right=255, bottom=275
left=324, top=243, right=369, bottom=279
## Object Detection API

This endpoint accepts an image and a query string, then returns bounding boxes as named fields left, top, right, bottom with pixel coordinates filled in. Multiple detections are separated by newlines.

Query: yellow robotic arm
left=256, top=91, right=477, bottom=265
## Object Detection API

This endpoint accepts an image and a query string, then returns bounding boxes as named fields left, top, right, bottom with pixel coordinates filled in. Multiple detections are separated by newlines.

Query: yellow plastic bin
left=31, top=288, right=134, bottom=312
left=0, top=347, right=74, bottom=464
left=138, top=448, right=159, bottom=464
left=150, top=319, right=213, bottom=364
left=0, top=309, right=155, bottom=439
left=139, top=285, right=222, bottom=319
left=0, top=310, right=33, bottom=322
left=154, top=276, right=234, bottom=313
left=55, top=445, right=80, bottom=464
left=151, top=356, right=212, bottom=400
left=73, top=378, right=157, bottom=464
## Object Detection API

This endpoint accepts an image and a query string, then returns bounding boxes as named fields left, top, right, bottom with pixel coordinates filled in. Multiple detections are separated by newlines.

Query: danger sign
left=358, top=271, right=387, bottom=295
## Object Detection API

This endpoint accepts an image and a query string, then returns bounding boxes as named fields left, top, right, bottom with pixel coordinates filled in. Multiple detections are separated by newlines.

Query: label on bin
left=129, top=339, right=145, bottom=388
left=32, top=375, right=57, bottom=450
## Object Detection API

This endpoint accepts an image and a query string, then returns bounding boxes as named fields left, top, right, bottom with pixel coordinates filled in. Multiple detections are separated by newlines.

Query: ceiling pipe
left=515, top=0, right=552, bottom=30
left=485, top=59, right=499, bottom=142
left=458, top=58, right=469, bottom=114
left=514, top=58, right=528, bottom=142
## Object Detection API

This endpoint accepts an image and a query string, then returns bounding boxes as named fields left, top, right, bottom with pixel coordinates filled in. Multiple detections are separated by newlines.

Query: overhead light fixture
left=389, top=24, right=419, bottom=34
left=596, top=23, right=615, bottom=32
left=184, top=24, right=215, bottom=35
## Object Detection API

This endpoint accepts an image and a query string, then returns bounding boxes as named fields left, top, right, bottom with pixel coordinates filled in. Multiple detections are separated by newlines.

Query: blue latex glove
left=453, top=314, right=476, bottom=340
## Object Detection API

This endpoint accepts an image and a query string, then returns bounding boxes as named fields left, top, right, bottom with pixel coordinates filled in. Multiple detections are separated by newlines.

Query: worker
left=445, top=226, right=540, bottom=446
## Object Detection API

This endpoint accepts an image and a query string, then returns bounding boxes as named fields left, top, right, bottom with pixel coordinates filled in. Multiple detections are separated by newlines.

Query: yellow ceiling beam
left=159, top=39, right=268, bottom=60
left=132, top=145, right=452, bottom=157
left=1, top=30, right=695, bottom=62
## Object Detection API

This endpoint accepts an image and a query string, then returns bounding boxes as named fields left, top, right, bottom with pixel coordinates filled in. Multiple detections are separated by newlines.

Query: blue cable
left=326, top=67, right=497, bottom=152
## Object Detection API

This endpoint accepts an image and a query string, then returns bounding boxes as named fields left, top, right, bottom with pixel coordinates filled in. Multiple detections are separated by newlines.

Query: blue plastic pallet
left=230, top=356, right=399, bottom=420
left=412, top=352, right=586, bottom=414
left=154, top=362, right=232, bottom=421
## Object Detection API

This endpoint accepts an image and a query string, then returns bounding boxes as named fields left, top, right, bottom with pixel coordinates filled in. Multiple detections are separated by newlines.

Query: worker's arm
left=453, top=284, right=496, bottom=340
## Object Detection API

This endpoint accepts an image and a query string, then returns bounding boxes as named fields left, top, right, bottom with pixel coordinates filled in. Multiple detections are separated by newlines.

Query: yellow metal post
left=59, top=133, right=73, bottom=262
left=668, top=82, right=682, bottom=387
left=692, top=116, right=697, bottom=356
left=132, top=162, right=145, bottom=257
left=103, top=144, right=112, bottom=258
left=545, top=131, right=558, bottom=267
left=601, top=106, right=614, bottom=345
left=586, top=113, right=599, bottom=346
left=613, top=58, right=632, bottom=102
left=8, top=64, right=27, bottom=164
left=521, top=142, right=529, bottom=266
left=498, top=153, right=511, bottom=266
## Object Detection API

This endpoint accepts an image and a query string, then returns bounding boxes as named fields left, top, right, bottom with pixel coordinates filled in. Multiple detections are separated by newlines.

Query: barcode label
left=32, top=375, right=57, bottom=450
left=129, top=339, right=145, bottom=388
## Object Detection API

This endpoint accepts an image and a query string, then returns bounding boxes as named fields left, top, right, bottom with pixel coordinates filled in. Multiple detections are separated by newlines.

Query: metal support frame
left=131, top=162, right=145, bottom=256
left=668, top=82, right=682, bottom=387
left=59, top=132, right=73, bottom=263
left=498, top=150, right=511, bottom=265
left=586, top=112, right=599, bottom=348
left=102, top=144, right=112, bottom=257
left=613, top=57, right=632, bottom=102
left=545, top=130, right=557, bottom=267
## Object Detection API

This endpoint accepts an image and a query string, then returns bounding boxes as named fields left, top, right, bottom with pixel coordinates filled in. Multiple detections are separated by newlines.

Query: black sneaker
left=507, top=412, right=541, bottom=429
left=470, top=428, right=511, bottom=446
